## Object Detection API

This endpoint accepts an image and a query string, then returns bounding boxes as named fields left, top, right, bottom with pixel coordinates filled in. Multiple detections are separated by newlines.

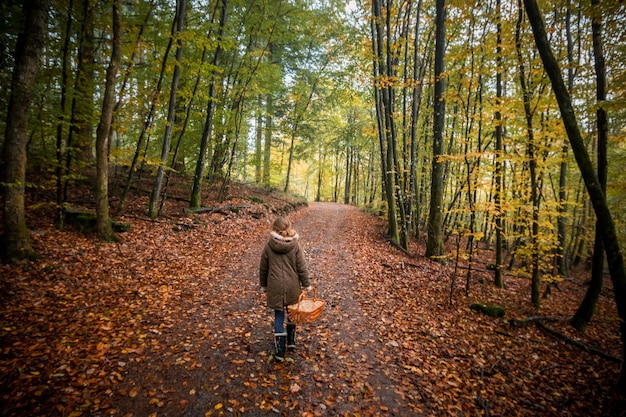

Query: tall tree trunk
left=64, top=0, right=95, bottom=206
left=344, top=142, right=353, bottom=205
left=409, top=0, right=425, bottom=239
left=2, top=0, right=49, bottom=261
left=55, top=0, right=73, bottom=226
left=110, top=1, right=155, bottom=181
left=118, top=4, right=177, bottom=214
left=284, top=64, right=326, bottom=193
left=570, top=0, right=608, bottom=332
left=557, top=0, right=575, bottom=277
left=72, top=0, right=95, bottom=165
left=371, top=0, right=395, bottom=240
left=516, top=0, right=540, bottom=308
left=383, top=0, right=409, bottom=249
left=316, top=145, right=323, bottom=202
left=263, top=92, right=272, bottom=187
left=149, top=0, right=186, bottom=218
left=523, top=0, right=626, bottom=392
left=190, top=0, right=228, bottom=209
left=494, top=0, right=504, bottom=288
left=255, top=95, right=263, bottom=184
left=94, top=0, right=121, bottom=241
left=425, top=0, right=446, bottom=259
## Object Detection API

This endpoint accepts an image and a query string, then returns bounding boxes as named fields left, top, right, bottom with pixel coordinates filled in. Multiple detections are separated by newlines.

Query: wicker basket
left=287, top=288, right=325, bottom=324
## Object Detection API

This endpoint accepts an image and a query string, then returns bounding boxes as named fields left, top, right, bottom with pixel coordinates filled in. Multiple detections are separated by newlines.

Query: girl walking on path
left=259, top=216, right=311, bottom=361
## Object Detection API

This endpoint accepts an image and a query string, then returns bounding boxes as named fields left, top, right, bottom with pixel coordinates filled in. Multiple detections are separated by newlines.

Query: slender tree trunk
left=494, top=0, right=504, bottom=288
left=263, top=93, right=272, bottom=187
left=316, top=145, right=323, bottom=202
left=149, top=0, right=186, bottom=218
left=2, top=0, right=49, bottom=261
left=557, top=0, right=574, bottom=277
left=284, top=128, right=297, bottom=193
left=110, top=1, right=155, bottom=181
left=219, top=99, right=245, bottom=201
left=571, top=0, right=608, bottom=332
left=190, top=0, right=228, bottom=208
left=409, top=0, right=425, bottom=239
left=516, top=0, right=541, bottom=308
left=118, top=5, right=177, bottom=214
left=371, top=0, right=398, bottom=243
left=284, top=62, right=326, bottom=193
left=56, top=0, right=73, bottom=225
left=65, top=0, right=95, bottom=207
left=94, top=0, right=121, bottom=241
left=255, top=95, right=263, bottom=184
left=426, top=0, right=446, bottom=259
left=344, top=143, right=352, bottom=205
left=72, top=0, right=95, bottom=165
left=523, top=0, right=626, bottom=392
left=65, top=0, right=97, bottom=203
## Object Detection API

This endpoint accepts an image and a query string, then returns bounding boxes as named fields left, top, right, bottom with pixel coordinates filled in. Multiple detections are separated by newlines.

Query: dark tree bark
left=55, top=0, right=73, bottom=224
left=516, top=0, right=540, bottom=308
left=494, top=0, right=504, bottom=288
left=409, top=0, right=425, bottom=239
left=255, top=95, right=263, bottom=184
left=94, top=0, right=121, bottom=241
left=149, top=0, right=186, bottom=218
left=557, top=0, right=575, bottom=277
left=523, top=0, right=626, bottom=392
left=2, top=0, right=50, bottom=261
left=571, top=0, right=607, bottom=332
left=344, top=142, right=353, bottom=205
left=118, top=2, right=177, bottom=214
left=425, top=0, right=446, bottom=259
left=61, top=0, right=95, bottom=213
left=263, top=92, right=273, bottom=187
left=371, top=0, right=396, bottom=242
left=284, top=62, right=325, bottom=193
left=190, top=0, right=228, bottom=209
left=71, top=0, right=95, bottom=165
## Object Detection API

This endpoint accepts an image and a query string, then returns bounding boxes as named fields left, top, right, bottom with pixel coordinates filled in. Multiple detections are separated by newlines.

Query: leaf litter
left=1, top=186, right=625, bottom=416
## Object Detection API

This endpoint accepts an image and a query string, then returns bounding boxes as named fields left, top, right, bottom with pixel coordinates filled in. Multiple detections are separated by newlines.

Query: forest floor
left=1, top=179, right=625, bottom=416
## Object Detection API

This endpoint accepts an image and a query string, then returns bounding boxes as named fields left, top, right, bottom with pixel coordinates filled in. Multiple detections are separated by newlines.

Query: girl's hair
left=272, top=216, right=296, bottom=237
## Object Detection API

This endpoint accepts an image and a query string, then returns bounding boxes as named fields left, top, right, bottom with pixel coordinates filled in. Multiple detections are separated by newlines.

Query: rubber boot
left=274, top=333, right=287, bottom=361
left=286, top=323, right=297, bottom=349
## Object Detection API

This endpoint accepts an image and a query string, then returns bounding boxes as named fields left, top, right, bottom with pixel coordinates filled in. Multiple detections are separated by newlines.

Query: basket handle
left=296, top=286, right=318, bottom=305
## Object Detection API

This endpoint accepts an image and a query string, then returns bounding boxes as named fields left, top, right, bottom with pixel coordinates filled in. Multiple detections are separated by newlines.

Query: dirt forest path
left=4, top=198, right=623, bottom=416
left=107, top=202, right=411, bottom=417
left=184, top=202, right=411, bottom=416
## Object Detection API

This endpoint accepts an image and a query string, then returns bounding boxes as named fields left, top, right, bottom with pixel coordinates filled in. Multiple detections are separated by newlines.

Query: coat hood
left=268, top=231, right=300, bottom=254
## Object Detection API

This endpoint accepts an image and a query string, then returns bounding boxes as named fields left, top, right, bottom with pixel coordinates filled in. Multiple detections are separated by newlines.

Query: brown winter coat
left=259, top=231, right=310, bottom=310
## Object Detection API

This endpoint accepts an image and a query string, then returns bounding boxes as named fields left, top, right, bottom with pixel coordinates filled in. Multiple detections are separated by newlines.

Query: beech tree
left=1, top=0, right=50, bottom=260
left=94, top=0, right=121, bottom=241
left=570, top=0, right=609, bottom=333
left=149, top=0, right=187, bottom=218
left=190, top=0, right=227, bottom=209
left=425, top=0, right=446, bottom=258
left=523, top=0, right=626, bottom=392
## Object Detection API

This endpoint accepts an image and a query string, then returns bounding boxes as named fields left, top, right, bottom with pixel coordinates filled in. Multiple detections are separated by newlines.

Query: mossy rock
left=470, top=302, right=506, bottom=318
left=247, top=196, right=264, bottom=204
left=62, top=207, right=130, bottom=233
